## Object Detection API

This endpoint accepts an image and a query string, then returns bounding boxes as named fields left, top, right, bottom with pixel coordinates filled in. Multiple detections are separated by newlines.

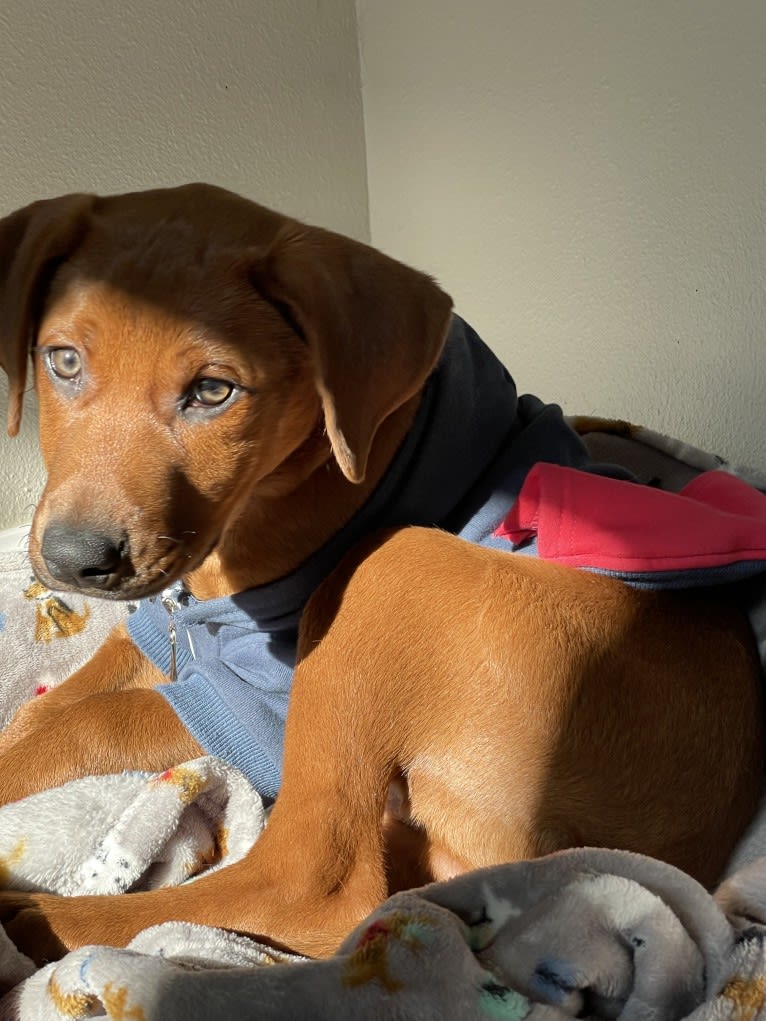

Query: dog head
left=0, top=184, right=452, bottom=599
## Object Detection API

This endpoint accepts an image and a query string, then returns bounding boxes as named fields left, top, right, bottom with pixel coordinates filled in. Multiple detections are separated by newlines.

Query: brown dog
left=0, top=184, right=762, bottom=963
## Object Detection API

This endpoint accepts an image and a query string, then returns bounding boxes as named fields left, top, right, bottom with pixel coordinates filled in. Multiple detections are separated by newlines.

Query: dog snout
left=40, top=523, right=131, bottom=591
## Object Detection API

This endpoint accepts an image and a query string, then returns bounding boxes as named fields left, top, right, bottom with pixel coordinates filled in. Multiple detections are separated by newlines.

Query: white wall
left=0, top=0, right=368, bottom=529
left=3, top=3, right=765, bottom=529
left=358, top=1, right=766, bottom=471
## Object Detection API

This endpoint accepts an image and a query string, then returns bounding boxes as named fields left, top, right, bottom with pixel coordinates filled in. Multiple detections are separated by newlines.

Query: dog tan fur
left=0, top=184, right=762, bottom=963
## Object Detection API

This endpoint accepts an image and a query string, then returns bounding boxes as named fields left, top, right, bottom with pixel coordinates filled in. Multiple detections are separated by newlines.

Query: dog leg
left=0, top=624, right=160, bottom=755
left=0, top=785, right=390, bottom=963
left=0, top=587, right=408, bottom=960
left=0, top=795, right=386, bottom=965
left=0, top=670, right=393, bottom=958
left=0, top=685, right=203, bottom=805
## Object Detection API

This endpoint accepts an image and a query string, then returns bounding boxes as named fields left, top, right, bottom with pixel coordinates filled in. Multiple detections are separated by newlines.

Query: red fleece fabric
left=495, top=465, right=766, bottom=573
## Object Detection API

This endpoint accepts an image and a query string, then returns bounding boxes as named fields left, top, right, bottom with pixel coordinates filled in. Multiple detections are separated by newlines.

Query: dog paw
left=0, top=891, right=69, bottom=965
left=0, top=889, right=170, bottom=966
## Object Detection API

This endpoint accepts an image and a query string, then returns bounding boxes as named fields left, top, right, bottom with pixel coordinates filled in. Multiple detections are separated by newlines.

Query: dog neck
left=185, top=395, right=421, bottom=600
left=183, top=315, right=527, bottom=605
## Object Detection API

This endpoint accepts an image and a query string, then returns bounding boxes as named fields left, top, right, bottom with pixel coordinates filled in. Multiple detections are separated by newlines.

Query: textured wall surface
left=3, top=3, right=765, bottom=530
left=0, top=0, right=367, bottom=529
left=358, top=1, right=766, bottom=471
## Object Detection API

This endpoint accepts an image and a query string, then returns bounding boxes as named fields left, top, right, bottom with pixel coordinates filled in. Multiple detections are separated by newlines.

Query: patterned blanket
left=0, top=421, right=766, bottom=1020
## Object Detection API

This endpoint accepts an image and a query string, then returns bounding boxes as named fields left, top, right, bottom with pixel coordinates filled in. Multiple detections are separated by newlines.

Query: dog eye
left=46, top=347, right=82, bottom=381
left=188, top=377, right=236, bottom=408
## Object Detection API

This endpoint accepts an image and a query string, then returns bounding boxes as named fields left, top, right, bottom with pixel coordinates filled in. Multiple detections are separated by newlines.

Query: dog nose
left=40, top=523, right=130, bottom=590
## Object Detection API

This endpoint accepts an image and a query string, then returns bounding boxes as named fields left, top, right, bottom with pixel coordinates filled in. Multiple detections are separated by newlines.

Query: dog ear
left=0, top=194, right=94, bottom=436
left=249, top=224, right=453, bottom=483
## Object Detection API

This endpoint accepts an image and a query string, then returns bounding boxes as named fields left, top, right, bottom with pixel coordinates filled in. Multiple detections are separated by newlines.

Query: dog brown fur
left=0, top=184, right=762, bottom=963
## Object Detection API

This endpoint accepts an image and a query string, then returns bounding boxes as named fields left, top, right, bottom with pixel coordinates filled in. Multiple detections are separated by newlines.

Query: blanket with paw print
left=0, top=420, right=766, bottom=1020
